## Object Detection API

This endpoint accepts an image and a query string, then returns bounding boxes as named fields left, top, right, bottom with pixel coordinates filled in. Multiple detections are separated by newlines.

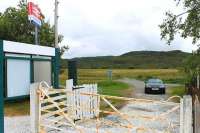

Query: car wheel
left=145, top=88, right=149, bottom=94
left=162, top=88, right=166, bottom=94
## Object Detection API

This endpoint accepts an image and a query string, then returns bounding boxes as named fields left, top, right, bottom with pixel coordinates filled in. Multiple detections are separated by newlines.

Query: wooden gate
left=30, top=80, right=99, bottom=133
left=66, top=79, right=99, bottom=121
left=30, top=81, right=193, bottom=133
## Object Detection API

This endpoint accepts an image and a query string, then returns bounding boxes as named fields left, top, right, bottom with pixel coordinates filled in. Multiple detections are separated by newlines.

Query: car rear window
left=148, top=79, right=163, bottom=84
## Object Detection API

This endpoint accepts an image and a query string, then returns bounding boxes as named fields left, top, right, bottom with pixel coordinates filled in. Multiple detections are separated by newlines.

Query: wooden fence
left=30, top=80, right=193, bottom=133
left=30, top=80, right=99, bottom=133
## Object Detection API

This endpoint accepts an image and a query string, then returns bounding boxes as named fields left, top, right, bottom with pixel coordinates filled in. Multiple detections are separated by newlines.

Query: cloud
left=0, top=0, right=198, bottom=59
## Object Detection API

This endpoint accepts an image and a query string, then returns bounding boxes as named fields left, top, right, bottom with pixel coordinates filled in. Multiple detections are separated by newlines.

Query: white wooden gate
left=66, top=79, right=99, bottom=121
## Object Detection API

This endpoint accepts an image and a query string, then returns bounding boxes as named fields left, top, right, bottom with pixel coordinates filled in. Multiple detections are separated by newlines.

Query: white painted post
left=30, top=83, right=40, bottom=133
left=66, top=79, right=74, bottom=119
left=180, top=98, right=183, bottom=133
left=180, top=95, right=193, bottom=133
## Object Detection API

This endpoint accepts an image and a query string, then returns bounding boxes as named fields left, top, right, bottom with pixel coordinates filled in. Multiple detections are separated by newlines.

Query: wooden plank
left=92, top=84, right=98, bottom=117
left=180, top=98, right=183, bottom=133
left=41, top=108, right=68, bottom=118
left=180, top=95, right=193, bottom=133
left=30, top=83, right=40, bottom=133
left=42, top=95, right=67, bottom=104
left=47, top=91, right=65, bottom=95
left=66, top=79, right=74, bottom=119
left=80, top=87, right=84, bottom=119
left=41, top=100, right=67, bottom=111
left=77, top=89, right=81, bottom=120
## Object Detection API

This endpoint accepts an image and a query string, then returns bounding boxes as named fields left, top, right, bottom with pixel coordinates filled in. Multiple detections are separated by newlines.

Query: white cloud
left=0, top=0, right=198, bottom=59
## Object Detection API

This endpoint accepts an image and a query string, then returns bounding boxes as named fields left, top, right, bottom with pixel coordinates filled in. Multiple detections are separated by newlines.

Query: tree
left=160, top=0, right=200, bottom=86
left=160, top=0, right=200, bottom=45
left=0, top=0, right=63, bottom=47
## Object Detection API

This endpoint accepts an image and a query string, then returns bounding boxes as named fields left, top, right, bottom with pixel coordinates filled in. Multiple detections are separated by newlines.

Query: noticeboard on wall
left=7, top=59, right=31, bottom=97
left=34, top=61, right=52, bottom=86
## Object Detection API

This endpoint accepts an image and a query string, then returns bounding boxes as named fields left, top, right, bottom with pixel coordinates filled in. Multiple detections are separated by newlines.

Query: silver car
left=145, top=78, right=166, bottom=94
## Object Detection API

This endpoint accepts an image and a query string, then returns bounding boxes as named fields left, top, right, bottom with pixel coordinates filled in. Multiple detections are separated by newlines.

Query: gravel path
left=5, top=116, right=31, bottom=133
left=5, top=78, right=180, bottom=133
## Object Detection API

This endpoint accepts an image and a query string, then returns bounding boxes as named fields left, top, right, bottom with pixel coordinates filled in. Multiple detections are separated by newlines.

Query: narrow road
left=118, top=78, right=180, bottom=101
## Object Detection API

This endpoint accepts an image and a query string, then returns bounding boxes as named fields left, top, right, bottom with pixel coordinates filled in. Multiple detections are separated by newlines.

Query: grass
left=167, top=85, right=186, bottom=102
left=5, top=69, right=185, bottom=116
left=98, top=81, right=130, bottom=97
left=5, top=100, right=29, bottom=116
left=60, top=69, right=185, bottom=85
left=4, top=80, right=131, bottom=117
left=97, top=80, right=132, bottom=117
left=168, top=85, right=186, bottom=97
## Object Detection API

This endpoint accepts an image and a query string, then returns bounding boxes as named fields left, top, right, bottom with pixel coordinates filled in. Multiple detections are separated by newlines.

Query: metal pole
left=54, top=0, right=60, bottom=88
left=197, top=67, right=199, bottom=89
left=54, top=0, right=59, bottom=48
left=0, top=40, right=4, bottom=133
left=35, top=26, right=39, bottom=45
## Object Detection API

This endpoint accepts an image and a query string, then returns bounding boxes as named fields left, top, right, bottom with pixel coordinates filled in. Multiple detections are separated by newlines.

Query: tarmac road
left=118, top=78, right=181, bottom=101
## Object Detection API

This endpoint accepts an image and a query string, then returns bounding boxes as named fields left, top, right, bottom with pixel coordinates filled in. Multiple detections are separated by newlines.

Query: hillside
left=61, top=50, right=191, bottom=69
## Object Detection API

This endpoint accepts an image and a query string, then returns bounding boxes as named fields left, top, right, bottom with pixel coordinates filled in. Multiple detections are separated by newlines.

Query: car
left=145, top=78, right=166, bottom=94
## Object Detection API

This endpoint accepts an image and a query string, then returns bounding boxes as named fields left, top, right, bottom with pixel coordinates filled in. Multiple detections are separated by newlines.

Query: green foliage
left=98, top=81, right=131, bottom=116
left=98, top=81, right=130, bottom=96
left=184, top=53, right=200, bottom=85
left=61, top=50, right=190, bottom=69
left=0, top=0, right=63, bottom=46
left=168, top=85, right=186, bottom=97
left=160, top=0, right=200, bottom=45
left=59, top=69, right=185, bottom=85
left=160, top=0, right=200, bottom=86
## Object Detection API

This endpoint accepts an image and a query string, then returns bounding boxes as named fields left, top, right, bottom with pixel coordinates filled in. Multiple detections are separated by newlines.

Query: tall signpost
left=28, top=2, right=42, bottom=45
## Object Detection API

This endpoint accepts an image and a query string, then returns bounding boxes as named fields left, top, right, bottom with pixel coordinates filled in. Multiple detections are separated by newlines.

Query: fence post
left=66, top=79, right=74, bottom=119
left=194, top=97, right=200, bottom=133
left=30, top=83, right=40, bottom=133
left=180, top=95, right=193, bottom=133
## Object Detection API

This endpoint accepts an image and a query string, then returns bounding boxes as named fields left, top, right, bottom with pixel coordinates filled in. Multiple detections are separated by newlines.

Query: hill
left=61, top=50, right=191, bottom=69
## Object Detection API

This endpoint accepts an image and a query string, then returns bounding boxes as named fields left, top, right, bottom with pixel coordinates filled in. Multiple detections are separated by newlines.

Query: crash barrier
left=30, top=80, right=192, bottom=133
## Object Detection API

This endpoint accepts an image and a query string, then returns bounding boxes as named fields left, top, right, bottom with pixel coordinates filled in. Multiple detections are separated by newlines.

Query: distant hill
left=61, top=50, right=191, bottom=69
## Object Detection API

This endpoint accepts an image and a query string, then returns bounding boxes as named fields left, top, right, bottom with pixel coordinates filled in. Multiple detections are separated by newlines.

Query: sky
left=0, top=0, right=198, bottom=58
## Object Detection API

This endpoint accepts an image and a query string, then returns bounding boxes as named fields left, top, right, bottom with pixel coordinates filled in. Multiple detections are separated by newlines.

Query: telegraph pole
left=197, top=67, right=199, bottom=89
left=54, top=0, right=60, bottom=88
left=54, top=0, right=59, bottom=48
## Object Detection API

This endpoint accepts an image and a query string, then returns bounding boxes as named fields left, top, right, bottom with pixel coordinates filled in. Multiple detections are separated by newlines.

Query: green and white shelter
left=0, top=40, right=60, bottom=132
